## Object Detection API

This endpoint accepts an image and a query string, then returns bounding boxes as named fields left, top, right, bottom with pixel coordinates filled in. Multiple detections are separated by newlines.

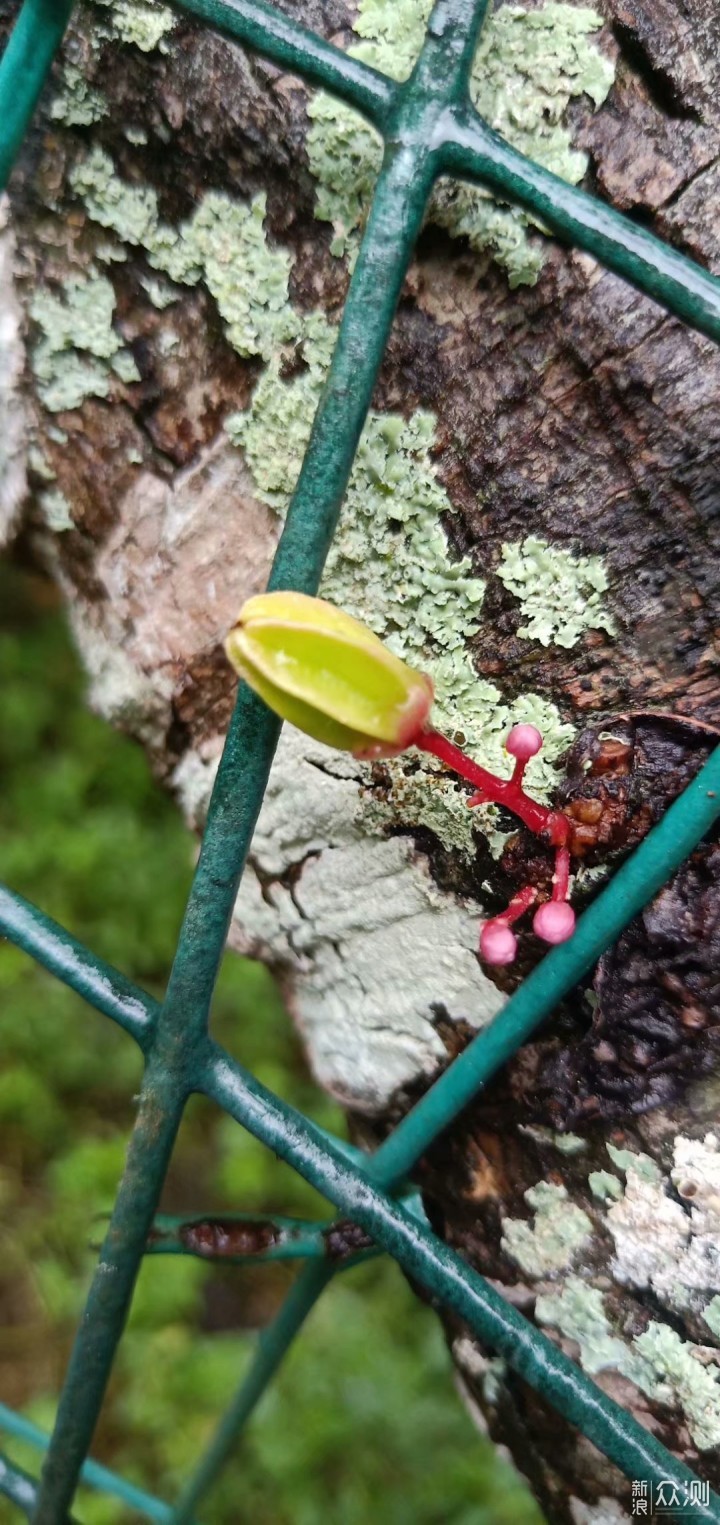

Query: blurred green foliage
left=0, top=560, right=542, bottom=1524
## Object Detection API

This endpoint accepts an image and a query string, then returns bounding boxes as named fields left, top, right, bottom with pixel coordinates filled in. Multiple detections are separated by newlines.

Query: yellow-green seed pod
left=225, top=591, right=434, bottom=757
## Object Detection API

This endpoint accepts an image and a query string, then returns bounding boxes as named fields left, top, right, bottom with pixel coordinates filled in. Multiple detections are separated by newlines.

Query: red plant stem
left=416, top=728, right=569, bottom=845
left=496, top=884, right=537, bottom=926
left=552, top=846, right=571, bottom=901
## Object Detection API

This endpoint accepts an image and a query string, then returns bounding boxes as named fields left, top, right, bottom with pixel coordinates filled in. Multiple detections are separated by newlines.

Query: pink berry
left=533, top=900, right=576, bottom=945
left=480, top=920, right=517, bottom=966
left=506, top=723, right=543, bottom=762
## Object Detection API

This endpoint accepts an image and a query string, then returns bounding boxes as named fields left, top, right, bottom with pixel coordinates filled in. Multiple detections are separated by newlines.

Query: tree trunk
left=3, top=0, right=720, bottom=1518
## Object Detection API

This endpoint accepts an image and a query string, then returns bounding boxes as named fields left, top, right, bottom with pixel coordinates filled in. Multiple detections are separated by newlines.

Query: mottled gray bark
left=3, top=0, right=720, bottom=1519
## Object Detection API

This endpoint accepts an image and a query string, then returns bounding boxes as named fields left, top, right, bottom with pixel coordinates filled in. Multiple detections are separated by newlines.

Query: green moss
left=497, top=535, right=614, bottom=648
left=501, top=1182, right=592, bottom=1276
left=50, top=63, right=107, bottom=126
left=31, top=273, right=138, bottom=412
left=307, top=0, right=614, bottom=283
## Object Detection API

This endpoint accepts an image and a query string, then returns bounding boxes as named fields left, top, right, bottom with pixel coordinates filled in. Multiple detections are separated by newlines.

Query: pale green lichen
left=94, top=238, right=128, bottom=265
left=70, top=153, right=297, bottom=359
left=39, top=488, right=75, bottom=531
left=588, top=1169, right=622, bottom=1202
left=632, top=1323, right=720, bottom=1451
left=307, top=0, right=614, bottom=284
left=497, top=535, right=615, bottom=647
left=50, top=63, right=107, bottom=126
left=28, top=446, right=56, bottom=483
left=704, top=1296, right=720, bottom=1340
left=537, top=1278, right=720, bottom=1450
left=521, top=1125, right=588, bottom=1155
left=501, top=1182, right=592, bottom=1276
left=91, top=0, right=174, bottom=51
left=139, top=273, right=178, bottom=308
left=606, top=1143, right=662, bottom=1185
left=361, top=762, right=479, bottom=858
left=31, top=273, right=139, bottom=412
left=536, top=1277, right=629, bottom=1374
left=70, top=159, right=576, bottom=853
left=225, top=294, right=575, bottom=848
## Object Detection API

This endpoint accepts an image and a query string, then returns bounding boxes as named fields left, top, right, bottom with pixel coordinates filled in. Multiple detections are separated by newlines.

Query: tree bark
left=3, top=0, right=720, bottom=1519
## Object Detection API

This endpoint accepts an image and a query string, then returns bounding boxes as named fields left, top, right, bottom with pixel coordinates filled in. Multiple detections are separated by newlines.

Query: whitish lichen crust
left=0, top=210, right=26, bottom=545
left=537, top=1274, right=720, bottom=1450
left=604, top=1135, right=720, bottom=1316
left=227, top=728, right=505, bottom=1110
left=530, top=1138, right=720, bottom=1452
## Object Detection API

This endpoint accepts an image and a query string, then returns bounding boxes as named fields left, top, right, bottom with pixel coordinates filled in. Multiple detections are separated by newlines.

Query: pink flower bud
left=533, top=900, right=576, bottom=945
left=506, top=724, right=543, bottom=762
left=480, top=920, right=517, bottom=966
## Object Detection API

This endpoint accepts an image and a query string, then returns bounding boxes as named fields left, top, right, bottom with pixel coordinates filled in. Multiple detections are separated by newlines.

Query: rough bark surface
left=3, top=0, right=720, bottom=1519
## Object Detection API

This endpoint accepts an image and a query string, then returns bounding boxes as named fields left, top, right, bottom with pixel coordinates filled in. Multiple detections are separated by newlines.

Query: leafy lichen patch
left=70, top=152, right=297, bottom=359
left=632, top=1323, right=720, bottom=1451
left=535, top=1276, right=629, bottom=1374
left=31, top=273, right=139, bottom=412
left=501, top=1182, right=592, bottom=1276
left=497, top=535, right=615, bottom=648
left=602, top=1136, right=720, bottom=1318
left=39, top=488, right=75, bottom=532
left=537, top=1277, right=720, bottom=1450
left=588, top=1170, right=622, bottom=1202
left=605, top=1143, right=662, bottom=1184
left=91, top=0, right=175, bottom=51
left=307, top=0, right=614, bottom=283
left=70, top=158, right=575, bottom=854
left=50, top=63, right=107, bottom=127
left=520, top=1125, right=588, bottom=1155
left=704, top=1296, right=720, bottom=1341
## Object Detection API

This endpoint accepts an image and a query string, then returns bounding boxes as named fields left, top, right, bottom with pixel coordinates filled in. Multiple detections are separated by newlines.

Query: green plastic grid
left=1, top=1, right=720, bottom=1520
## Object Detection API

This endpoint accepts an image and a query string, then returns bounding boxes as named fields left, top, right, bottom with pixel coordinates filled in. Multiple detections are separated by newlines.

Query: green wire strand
left=0, top=1405, right=172, bottom=1523
left=0, top=0, right=75, bottom=192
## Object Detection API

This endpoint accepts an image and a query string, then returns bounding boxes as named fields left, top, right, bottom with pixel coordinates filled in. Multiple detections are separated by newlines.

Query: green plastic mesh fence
left=2, top=0, right=720, bottom=1520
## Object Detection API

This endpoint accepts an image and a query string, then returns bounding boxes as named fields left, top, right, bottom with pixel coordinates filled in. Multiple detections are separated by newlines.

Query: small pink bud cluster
left=474, top=726, right=575, bottom=967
